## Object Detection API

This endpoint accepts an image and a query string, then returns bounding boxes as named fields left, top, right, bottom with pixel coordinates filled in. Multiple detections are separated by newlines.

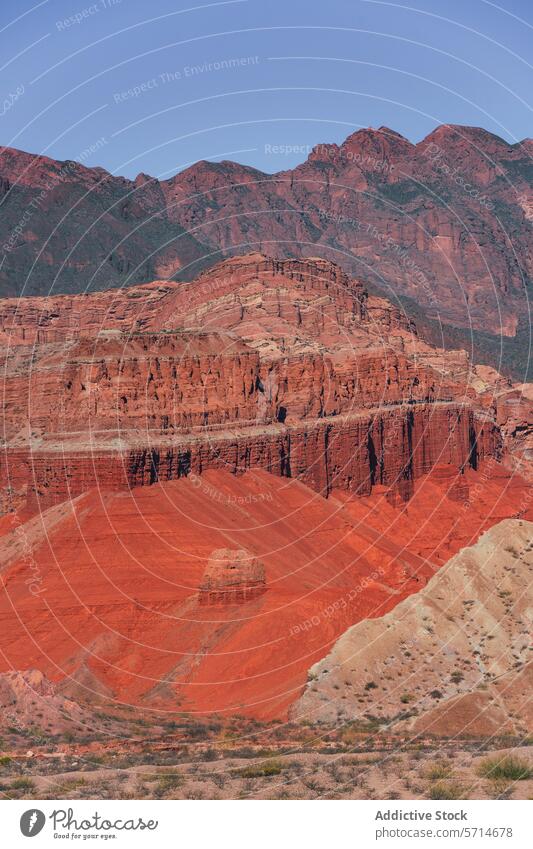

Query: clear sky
left=1, top=0, right=532, bottom=179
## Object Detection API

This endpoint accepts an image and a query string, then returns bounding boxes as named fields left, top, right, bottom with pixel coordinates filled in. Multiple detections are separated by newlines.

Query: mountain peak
left=419, top=123, right=511, bottom=152
left=340, top=126, right=413, bottom=163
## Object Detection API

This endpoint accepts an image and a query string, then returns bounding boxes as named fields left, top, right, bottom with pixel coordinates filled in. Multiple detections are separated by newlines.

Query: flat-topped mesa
left=199, top=548, right=267, bottom=605
left=0, top=253, right=461, bottom=445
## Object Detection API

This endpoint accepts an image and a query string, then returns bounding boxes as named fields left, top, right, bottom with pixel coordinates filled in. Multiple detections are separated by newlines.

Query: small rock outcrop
left=199, top=548, right=266, bottom=605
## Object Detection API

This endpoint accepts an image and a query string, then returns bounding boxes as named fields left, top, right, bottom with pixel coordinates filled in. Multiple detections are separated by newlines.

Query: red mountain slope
left=1, top=465, right=530, bottom=720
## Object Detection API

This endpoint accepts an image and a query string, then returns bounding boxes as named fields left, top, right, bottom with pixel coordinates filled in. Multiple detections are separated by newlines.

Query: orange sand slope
left=0, top=465, right=530, bottom=719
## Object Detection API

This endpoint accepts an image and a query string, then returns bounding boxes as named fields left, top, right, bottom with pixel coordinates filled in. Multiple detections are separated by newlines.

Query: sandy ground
left=1, top=742, right=531, bottom=801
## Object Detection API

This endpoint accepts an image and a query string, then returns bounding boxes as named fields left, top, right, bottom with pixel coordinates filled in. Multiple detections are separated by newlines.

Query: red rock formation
left=199, top=549, right=266, bottom=605
left=0, top=254, right=504, bottom=513
left=0, top=402, right=499, bottom=515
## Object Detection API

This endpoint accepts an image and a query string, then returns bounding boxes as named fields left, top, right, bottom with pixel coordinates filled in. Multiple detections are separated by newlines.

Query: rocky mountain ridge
left=1, top=125, right=532, bottom=377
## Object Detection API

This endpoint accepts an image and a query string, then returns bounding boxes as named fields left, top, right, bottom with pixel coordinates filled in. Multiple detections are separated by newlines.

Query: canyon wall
left=0, top=255, right=505, bottom=514
left=1, top=403, right=499, bottom=513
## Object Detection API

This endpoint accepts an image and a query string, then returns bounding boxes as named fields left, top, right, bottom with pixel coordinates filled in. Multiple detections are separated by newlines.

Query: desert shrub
left=211, top=773, right=227, bottom=789
left=275, top=788, right=291, bottom=800
left=55, top=778, right=87, bottom=795
left=238, top=758, right=284, bottom=778
left=10, top=777, right=35, bottom=792
left=477, top=755, right=532, bottom=781
left=425, top=760, right=452, bottom=780
left=427, top=780, right=467, bottom=800
left=153, top=773, right=183, bottom=798
left=201, top=748, right=218, bottom=762
left=184, top=724, right=209, bottom=741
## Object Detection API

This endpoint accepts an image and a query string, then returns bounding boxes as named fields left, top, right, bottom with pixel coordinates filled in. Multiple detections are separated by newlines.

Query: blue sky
left=1, top=0, right=532, bottom=178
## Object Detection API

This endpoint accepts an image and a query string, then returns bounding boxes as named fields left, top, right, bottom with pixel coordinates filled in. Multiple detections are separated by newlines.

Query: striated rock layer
left=1, top=403, right=499, bottom=515
left=0, top=254, right=507, bottom=514
left=199, top=548, right=266, bottom=605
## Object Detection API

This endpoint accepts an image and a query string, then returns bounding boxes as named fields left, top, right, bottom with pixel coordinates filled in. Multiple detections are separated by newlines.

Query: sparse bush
left=153, top=774, right=183, bottom=798
left=10, top=777, right=35, bottom=792
left=201, top=748, right=218, bottom=762
left=211, top=773, right=227, bottom=789
left=426, top=760, right=452, bottom=781
left=427, top=780, right=467, bottom=800
left=477, top=756, right=532, bottom=781
left=238, top=758, right=284, bottom=778
left=486, top=778, right=515, bottom=799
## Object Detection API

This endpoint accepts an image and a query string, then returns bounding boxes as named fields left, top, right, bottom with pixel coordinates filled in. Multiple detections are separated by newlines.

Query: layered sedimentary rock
left=0, top=254, right=507, bottom=514
left=0, top=403, right=499, bottom=513
left=0, top=669, right=93, bottom=736
left=199, top=548, right=266, bottom=605
left=495, top=384, right=533, bottom=479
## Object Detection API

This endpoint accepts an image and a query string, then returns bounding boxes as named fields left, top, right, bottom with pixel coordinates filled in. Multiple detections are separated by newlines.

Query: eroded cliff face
left=495, top=384, right=533, bottom=479
left=0, top=254, right=530, bottom=723
left=0, top=254, right=504, bottom=514
left=1, top=404, right=500, bottom=514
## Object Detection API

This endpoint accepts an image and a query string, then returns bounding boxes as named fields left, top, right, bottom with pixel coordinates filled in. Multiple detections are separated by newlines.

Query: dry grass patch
left=477, top=755, right=532, bottom=782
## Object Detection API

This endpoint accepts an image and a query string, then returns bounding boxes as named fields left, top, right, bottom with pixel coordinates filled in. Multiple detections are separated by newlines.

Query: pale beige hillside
left=292, top=519, right=532, bottom=737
